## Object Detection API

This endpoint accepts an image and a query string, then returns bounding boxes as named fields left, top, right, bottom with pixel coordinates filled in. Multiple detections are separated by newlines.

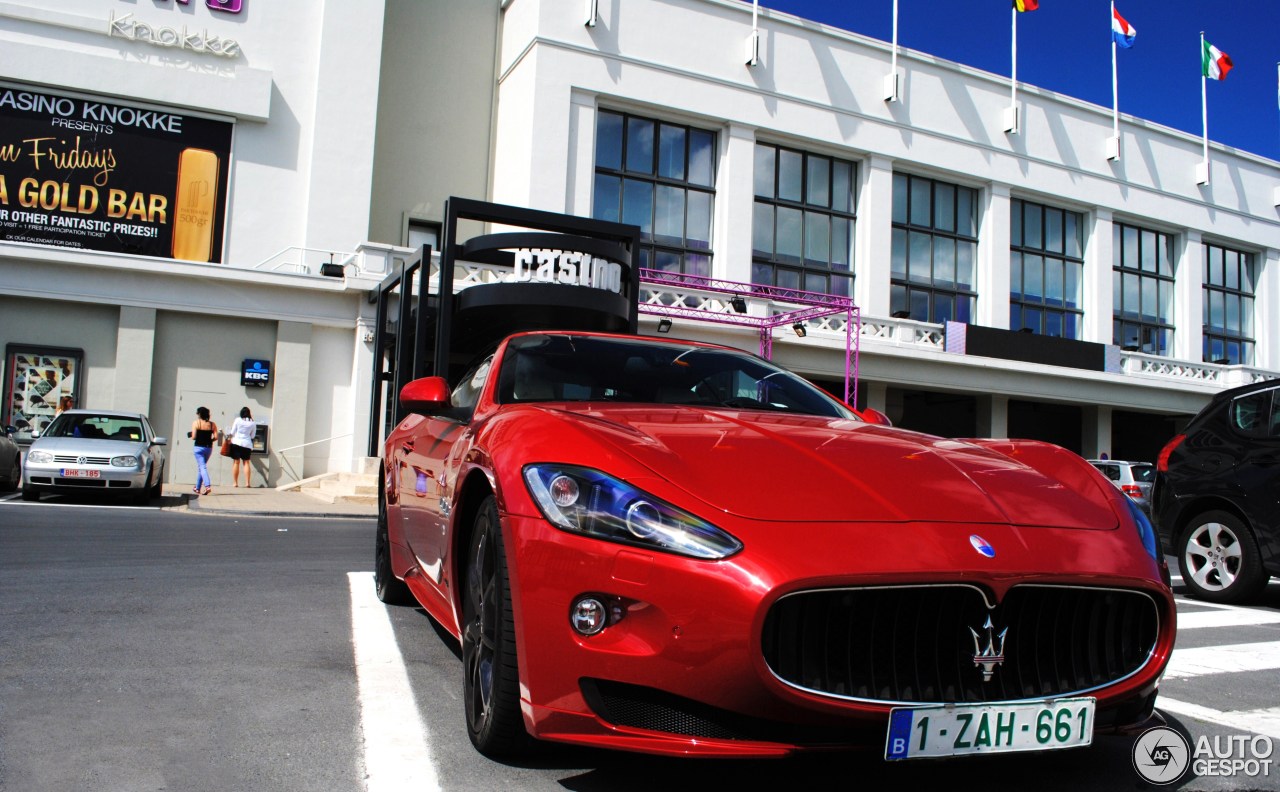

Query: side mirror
left=3, top=425, right=14, bottom=437
left=153, top=437, right=169, bottom=447
left=857, top=407, right=893, bottom=427
left=400, top=376, right=452, bottom=414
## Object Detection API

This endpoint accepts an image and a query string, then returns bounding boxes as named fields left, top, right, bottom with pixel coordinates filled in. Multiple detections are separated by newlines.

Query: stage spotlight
left=730, top=296, right=747, bottom=314
left=792, top=323, right=807, bottom=337
left=657, top=319, right=673, bottom=333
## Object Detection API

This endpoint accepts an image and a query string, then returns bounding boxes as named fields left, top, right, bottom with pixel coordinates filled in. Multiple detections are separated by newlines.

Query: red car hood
left=539, top=405, right=1117, bottom=529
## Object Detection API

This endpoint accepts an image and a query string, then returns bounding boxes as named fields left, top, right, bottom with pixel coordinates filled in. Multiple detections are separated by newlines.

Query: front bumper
left=23, top=461, right=149, bottom=494
left=502, top=513, right=1176, bottom=757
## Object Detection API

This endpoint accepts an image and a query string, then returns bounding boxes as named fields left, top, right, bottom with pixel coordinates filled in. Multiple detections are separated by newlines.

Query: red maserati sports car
left=376, top=331, right=1175, bottom=760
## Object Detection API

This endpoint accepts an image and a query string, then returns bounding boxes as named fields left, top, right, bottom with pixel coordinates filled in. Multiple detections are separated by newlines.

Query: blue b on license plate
left=884, top=697, right=1094, bottom=760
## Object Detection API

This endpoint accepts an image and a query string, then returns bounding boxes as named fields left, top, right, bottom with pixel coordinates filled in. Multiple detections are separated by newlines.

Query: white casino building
left=1, top=0, right=1277, bottom=486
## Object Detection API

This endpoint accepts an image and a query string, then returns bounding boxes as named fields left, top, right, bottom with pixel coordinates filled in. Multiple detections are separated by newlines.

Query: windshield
left=44, top=414, right=146, bottom=441
left=496, top=334, right=855, bottom=419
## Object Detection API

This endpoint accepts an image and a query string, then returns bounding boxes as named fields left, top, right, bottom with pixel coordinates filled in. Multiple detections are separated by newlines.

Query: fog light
left=570, top=596, right=608, bottom=636
left=549, top=474, right=580, bottom=508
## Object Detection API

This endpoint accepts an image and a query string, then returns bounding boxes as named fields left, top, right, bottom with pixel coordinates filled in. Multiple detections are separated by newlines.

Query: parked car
left=1153, top=379, right=1280, bottom=603
left=1088, top=459, right=1154, bottom=515
left=378, top=330, right=1175, bottom=761
left=0, top=425, right=21, bottom=492
left=21, top=409, right=167, bottom=504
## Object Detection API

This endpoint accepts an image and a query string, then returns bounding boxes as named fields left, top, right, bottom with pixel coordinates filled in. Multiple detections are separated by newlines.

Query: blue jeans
left=193, top=445, right=213, bottom=491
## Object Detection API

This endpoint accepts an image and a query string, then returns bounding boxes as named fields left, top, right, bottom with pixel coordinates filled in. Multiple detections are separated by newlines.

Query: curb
left=176, top=491, right=376, bottom=520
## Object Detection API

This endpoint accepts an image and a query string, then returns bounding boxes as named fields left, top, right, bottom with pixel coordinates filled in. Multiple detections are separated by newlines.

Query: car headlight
left=26, top=450, right=53, bottom=464
left=1125, top=497, right=1160, bottom=562
left=111, top=455, right=141, bottom=468
left=523, top=464, right=742, bottom=560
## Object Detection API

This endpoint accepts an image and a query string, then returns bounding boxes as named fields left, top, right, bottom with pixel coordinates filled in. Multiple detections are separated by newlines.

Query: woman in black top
left=188, top=406, right=218, bottom=495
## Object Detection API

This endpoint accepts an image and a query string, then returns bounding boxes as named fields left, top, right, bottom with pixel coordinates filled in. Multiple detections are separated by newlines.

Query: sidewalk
left=166, top=484, right=377, bottom=519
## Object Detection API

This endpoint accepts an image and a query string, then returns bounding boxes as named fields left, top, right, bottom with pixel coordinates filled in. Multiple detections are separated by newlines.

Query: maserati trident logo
left=969, top=615, right=1008, bottom=682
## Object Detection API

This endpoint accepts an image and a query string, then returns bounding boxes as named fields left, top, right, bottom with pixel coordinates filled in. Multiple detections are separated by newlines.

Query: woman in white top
left=228, top=406, right=257, bottom=488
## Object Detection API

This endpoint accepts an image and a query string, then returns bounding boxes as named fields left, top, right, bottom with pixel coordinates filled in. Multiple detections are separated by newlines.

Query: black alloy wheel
left=1179, top=510, right=1268, bottom=604
left=374, top=480, right=414, bottom=606
left=462, top=495, right=531, bottom=757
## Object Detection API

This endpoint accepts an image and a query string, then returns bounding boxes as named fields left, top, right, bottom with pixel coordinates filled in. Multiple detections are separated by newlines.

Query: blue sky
left=759, top=1, right=1280, bottom=161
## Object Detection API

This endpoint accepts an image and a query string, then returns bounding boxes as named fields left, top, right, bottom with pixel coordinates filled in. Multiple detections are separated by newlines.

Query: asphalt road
left=2, top=497, right=1278, bottom=791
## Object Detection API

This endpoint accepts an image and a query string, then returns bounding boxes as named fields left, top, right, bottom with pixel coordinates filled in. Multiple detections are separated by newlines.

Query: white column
left=977, top=394, right=1009, bottom=439
left=717, top=123, right=757, bottom=284
left=857, top=155, right=895, bottom=318
left=351, top=311, right=378, bottom=464
left=1083, top=209, right=1114, bottom=344
left=269, top=321, right=312, bottom=485
left=1082, top=405, right=1112, bottom=459
left=864, top=380, right=888, bottom=413
left=1176, top=230, right=1204, bottom=362
left=113, top=306, right=156, bottom=415
left=979, top=184, right=1012, bottom=329
left=566, top=90, right=597, bottom=217
left=1256, top=248, right=1280, bottom=370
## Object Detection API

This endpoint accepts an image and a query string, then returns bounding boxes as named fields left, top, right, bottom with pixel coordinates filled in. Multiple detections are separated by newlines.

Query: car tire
left=21, top=486, right=40, bottom=502
left=134, top=468, right=153, bottom=505
left=1179, top=510, right=1268, bottom=603
left=374, top=484, right=414, bottom=606
left=2, top=456, right=17, bottom=492
left=462, top=495, right=532, bottom=758
left=150, top=465, right=164, bottom=500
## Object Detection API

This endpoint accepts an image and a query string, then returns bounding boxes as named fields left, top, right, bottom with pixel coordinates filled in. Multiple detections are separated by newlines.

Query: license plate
left=884, top=697, right=1094, bottom=760
left=61, top=469, right=100, bottom=478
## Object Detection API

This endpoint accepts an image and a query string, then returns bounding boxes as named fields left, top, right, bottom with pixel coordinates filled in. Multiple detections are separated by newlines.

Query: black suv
left=1153, top=378, right=1280, bottom=603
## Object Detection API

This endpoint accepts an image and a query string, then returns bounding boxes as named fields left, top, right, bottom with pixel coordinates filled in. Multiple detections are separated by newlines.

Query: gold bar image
left=171, top=148, right=220, bottom=262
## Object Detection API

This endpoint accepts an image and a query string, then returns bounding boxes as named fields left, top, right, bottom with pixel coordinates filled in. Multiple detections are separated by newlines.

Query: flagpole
left=1200, top=31, right=1210, bottom=183
left=885, top=0, right=900, bottom=101
left=1110, top=1, right=1119, bottom=140
left=1007, top=5, right=1019, bottom=132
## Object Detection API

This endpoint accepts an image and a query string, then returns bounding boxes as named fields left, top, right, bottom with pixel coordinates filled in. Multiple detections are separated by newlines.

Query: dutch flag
left=1112, top=6, right=1136, bottom=49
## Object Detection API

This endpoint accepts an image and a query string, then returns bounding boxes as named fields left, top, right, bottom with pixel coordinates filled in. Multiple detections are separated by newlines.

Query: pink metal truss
left=637, top=269, right=861, bottom=407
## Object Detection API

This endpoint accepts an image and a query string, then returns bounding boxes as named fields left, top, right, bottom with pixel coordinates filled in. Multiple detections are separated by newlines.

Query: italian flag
left=1202, top=39, right=1233, bottom=81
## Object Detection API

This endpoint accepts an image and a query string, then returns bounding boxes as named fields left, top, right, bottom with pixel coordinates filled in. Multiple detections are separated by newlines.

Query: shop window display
left=3, top=346, right=82, bottom=443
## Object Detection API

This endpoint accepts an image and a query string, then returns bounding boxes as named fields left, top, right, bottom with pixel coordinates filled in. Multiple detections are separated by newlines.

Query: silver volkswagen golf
left=22, top=409, right=167, bottom=503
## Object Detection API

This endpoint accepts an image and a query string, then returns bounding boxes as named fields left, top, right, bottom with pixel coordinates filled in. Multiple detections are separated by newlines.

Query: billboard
left=0, top=87, right=233, bottom=262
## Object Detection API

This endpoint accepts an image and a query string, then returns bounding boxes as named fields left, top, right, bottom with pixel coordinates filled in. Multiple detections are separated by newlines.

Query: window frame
left=592, top=109, right=717, bottom=278
left=1202, top=241, right=1256, bottom=366
left=1009, top=199, right=1085, bottom=339
left=890, top=173, right=979, bottom=324
left=1112, top=221, right=1176, bottom=356
left=750, top=141, right=857, bottom=297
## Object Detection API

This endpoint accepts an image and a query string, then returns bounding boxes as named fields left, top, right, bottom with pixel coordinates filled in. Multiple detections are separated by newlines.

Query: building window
left=592, top=110, right=715, bottom=277
left=1113, top=222, right=1174, bottom=354
left=891, top=173, right=978, bottom=323
left=1010, top=199, right=1084, bottom=338
left=1203, top=242, right=1256, bottom=365
left=750, top=143, right=855, bottom=296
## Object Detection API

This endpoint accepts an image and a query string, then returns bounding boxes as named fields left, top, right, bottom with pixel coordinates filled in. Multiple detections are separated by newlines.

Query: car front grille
left=53, top=455, right=110, bottom=465
left=761, top=584, right=1159, bottom=705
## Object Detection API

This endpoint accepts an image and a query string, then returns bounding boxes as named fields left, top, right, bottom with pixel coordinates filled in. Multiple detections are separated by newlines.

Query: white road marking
left=1176, top=596, right=1247, bottom=611
left=347, top=571, right=441, bottom=792
left=1176, top=607, right=1280, bottom=630
left=1164, top=641, right=1280, bottom=679
left=1159, top=698, right=1280, bottom=741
